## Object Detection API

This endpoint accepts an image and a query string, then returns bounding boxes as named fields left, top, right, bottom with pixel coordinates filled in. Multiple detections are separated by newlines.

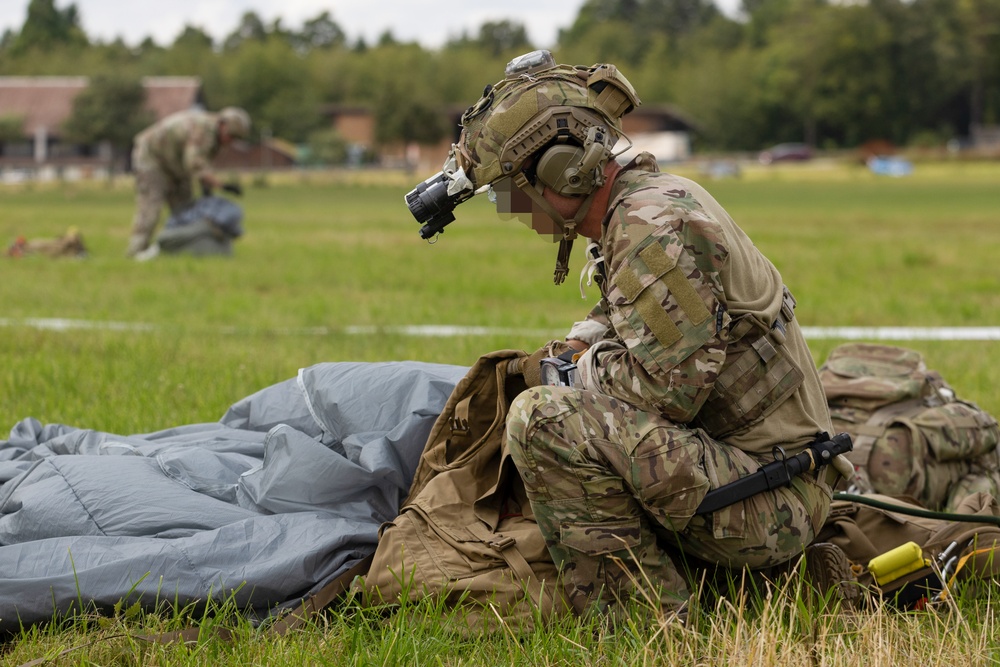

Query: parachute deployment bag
left=362, top=350, right=570, bottom=627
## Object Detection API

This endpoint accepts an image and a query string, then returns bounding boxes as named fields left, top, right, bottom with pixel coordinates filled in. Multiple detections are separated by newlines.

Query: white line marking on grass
left=2, top=318, right=1000, bottom=340
left=0, top=317, right=157, bottom=332
left=342, top=324, right=563, bottom=338
left=800, top=327, right=1000, bottom=341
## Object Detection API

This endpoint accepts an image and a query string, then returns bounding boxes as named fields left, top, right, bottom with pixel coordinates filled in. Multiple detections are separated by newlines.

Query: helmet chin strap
left=512, top=173, right=598, bottom=284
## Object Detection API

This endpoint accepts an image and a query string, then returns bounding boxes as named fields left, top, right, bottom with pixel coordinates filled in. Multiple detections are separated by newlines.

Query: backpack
left=361, top=350, right=571, bottom=628
left=818, top=343, right=1000, bottom=511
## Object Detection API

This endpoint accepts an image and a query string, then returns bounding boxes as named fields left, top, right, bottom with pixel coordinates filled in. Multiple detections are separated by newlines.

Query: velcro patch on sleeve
left=634, top=290, right=683, bottom=348
left=639, top=241, right=711, bottom=326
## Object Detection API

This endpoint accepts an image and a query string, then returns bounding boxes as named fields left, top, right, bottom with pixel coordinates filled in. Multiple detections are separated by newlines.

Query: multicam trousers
left=127, top=168, right=193, bottom=257
left=506, top=385, right=831, bottom=616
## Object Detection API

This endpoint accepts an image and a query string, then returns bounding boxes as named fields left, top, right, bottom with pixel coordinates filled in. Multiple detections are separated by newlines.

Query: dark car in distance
left=758, top=142, right=813, bottom=164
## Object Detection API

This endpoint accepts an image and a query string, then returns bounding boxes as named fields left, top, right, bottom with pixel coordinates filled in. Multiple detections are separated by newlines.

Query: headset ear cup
left=535, top=145, right=590, bottom=195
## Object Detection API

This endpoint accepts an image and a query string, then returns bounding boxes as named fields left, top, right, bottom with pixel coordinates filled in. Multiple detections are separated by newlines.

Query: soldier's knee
left=506, top=386, right=578, bottom=464
left=508, top=386, right=577, bottom=433
left=507, top=388, right=547, bottom=462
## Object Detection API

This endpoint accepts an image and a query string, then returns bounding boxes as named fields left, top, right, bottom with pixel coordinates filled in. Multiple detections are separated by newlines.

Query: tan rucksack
left=361, top=350, right=571, bottom=627
left=818, top=343, right=1000, bottom=510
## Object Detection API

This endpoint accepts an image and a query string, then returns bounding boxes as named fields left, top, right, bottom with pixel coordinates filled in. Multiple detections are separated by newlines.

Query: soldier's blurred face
left=488, top=176, right=563, bottom=241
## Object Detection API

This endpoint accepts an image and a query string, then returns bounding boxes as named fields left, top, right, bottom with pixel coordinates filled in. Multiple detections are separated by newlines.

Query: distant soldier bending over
left=405, top=50, right=855, bottom=617
left=126, top=106, right=250, bottom=258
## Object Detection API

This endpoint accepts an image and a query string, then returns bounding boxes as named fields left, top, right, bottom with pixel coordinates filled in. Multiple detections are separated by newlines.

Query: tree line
left=2, top=0, right=999, bottom=156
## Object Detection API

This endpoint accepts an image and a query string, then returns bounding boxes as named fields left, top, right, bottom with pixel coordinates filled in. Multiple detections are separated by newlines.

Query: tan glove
left=520, top=340, right=573, bottom=387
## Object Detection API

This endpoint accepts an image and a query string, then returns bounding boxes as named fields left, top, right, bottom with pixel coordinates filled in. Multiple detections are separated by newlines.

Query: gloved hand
left=519, top=340, right=573, bottom=387
left=221, top=182, right=243, bottom=197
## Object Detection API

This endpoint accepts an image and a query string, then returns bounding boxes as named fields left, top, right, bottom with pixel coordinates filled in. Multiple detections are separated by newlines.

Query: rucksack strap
left=847, top=397, right=927, bottom=467
left=466, top=522, right=555, bottom=611
left=266, top=554, right=374, bottom=635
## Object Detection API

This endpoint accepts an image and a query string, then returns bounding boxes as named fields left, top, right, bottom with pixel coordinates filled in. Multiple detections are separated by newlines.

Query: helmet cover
left=219, top=107, right=252, bottom=139
left=455, top=59, right=640, bottom=192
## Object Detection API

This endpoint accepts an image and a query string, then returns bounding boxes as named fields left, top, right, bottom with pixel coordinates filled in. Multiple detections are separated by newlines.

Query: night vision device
left=405, top=153, right=476, bottom=239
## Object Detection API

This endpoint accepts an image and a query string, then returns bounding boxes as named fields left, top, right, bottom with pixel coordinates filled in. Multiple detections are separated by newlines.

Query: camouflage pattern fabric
left=507, top=385, right=830, bottom=616
left=819, top=343, right=1000, bottom=511
left=573, top=154, right=832, bottom=456
left=127, top=110, right=222, bottom=256
left=456, top=63, right=638, bottom=190
left=133, top=109, right=222, bottom=181
left=127, top=167, right=194, bottom=256
left=506, top=154, right=834, bottom=615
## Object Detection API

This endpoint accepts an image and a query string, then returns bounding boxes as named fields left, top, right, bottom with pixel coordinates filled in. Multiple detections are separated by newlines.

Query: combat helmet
left=219, top=106, right=252, bottom=139
left=404, top=50, right=640, bottom=284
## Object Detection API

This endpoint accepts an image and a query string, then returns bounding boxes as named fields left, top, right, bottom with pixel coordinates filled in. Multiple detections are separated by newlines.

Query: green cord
left=833, top=492, right=1000, bottom=529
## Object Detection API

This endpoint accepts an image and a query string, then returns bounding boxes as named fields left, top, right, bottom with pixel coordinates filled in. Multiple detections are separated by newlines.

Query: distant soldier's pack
left=5, top=227, right=86, bottom=259
left=819, top=343, right=1000, bottom=510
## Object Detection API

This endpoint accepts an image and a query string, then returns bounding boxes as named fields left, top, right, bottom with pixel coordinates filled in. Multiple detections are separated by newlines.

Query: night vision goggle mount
left=405, top=153, right=476, bottom=239
left=405, top=49, right=639, bottom=285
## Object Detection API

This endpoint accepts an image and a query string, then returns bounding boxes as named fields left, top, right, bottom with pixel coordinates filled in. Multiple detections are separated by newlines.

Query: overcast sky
left=1, top=0, right=743, bottom=49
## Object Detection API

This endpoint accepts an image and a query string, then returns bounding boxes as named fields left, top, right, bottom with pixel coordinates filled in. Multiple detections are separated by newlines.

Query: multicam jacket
left=572, top=153, right=832, bottom=455
left=132, top=109, right=221, bottom=181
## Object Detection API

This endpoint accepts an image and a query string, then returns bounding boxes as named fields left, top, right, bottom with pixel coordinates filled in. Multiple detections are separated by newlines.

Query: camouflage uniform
left=506, top=153, right=835, bottom=615
left=127, top=109, right=223, bottom=257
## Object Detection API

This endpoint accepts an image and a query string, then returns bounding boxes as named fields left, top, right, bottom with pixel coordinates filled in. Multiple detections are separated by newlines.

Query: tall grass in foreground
left=3, top=574, right=999, bottom=665
left=1, top=160, right=999, bottom=662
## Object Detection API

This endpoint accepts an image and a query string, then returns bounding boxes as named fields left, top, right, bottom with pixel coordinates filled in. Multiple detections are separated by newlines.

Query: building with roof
left=325, top=103, right=699, bottom=174
left=0, top=76, right=203, bottom=179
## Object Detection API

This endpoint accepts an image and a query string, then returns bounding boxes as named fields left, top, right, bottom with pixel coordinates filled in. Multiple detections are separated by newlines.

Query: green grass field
left=3, top=161, right=998, bottom=431
left=1, top=160, right=999, bottom=664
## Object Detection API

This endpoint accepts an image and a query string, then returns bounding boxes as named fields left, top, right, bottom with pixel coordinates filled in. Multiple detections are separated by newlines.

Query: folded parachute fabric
left=0, top=360, right=467, bottom=634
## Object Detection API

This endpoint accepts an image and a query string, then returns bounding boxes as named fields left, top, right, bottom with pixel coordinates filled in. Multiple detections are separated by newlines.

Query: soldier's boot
left=550, top=516, right=691, bottom=621
left=803, top=542, right=862, bottom=609
left=126, top=233, right=150, bottom=258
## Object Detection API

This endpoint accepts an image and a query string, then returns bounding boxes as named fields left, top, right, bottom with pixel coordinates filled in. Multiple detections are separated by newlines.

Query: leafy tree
left=161, top=26, right=220, bottom=84
left=223, top=11, right=268, bottom=51
left=560, top=0, right=722, bottom=64
left=740, top=0, right=826, bottom=46
left=638, top=0, right=721, bottom=45
left=9, top=0, right=88, bottom=57
left=375, top=86, right=448, bottom=145
left=556, top=21, right=646, bottom=67
left=61, top=73, right=153, bottom=172
left=172, top=25, right=214, bottom=50
left=219, top=39, right=323, bottom=141
left=330, top=44, right=452, bottom=145
left=2, top=0, right=999, bottom=155
left=291, top=11, right=346, bottom=53
left=432, top=44, right=508, bottom=105
left=951, top=0, right=1000, bottom=128
left=449, top=20, right=532, bottom=57
left=863, top=0, right=967, bottom=143
left=304, top=128, right=349, bottom=165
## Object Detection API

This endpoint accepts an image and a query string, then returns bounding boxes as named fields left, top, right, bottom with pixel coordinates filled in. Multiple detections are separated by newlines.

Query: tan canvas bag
left=362, top=350, right=570, bottom=627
